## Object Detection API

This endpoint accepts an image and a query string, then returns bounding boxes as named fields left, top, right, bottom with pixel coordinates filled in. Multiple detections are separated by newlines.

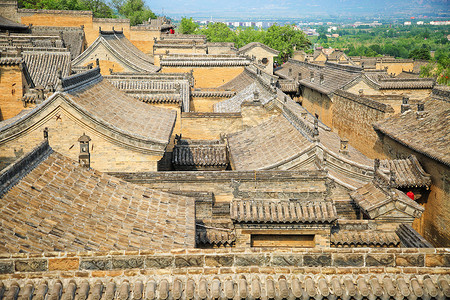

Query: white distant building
left=404, top=21, right=412, bottom=25
left=327, top=26, right=337, bottom=32
left=417, top=21, right=424, bottom=25
left=430, top=20, right=450, bottom=25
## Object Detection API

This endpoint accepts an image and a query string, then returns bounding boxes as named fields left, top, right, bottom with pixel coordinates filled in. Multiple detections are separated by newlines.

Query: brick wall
left=0, top=103, right=162, bottom=173
left=376, top=61, right=414, bottom=76
left=0, top=64, right=25, bottom=121
left=162, top=67, right=244, bottom=88
left=332, top=91, right=393, bottom=159
left=301, top=88, right=333, bottom=127
left=0, top=248, right=448, bottom=279
left=109, top=170, right=329, bottom=205
left=190, top=96, right=224, bottom=112
left=346, top=80, right=432, bottom=101
left=181, top=112, right=243, bottom=140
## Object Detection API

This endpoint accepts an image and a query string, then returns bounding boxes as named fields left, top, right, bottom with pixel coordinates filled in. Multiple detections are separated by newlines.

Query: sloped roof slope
left=62, top=68, right=176, bottom=143
left=72, top=30, right=159, bottom=73
left=374, top=98, right=450, bottom=167
left=0, top=141, right=195, bottom=253
left=22, top=50, right=71, bottom=88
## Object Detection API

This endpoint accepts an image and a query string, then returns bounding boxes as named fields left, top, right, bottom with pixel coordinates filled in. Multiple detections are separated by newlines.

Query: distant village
left=0, top=0, right=449, bottom=298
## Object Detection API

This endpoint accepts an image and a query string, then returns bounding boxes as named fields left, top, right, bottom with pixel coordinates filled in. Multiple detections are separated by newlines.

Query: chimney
left=78, top=133, right=91, bottom=168
left=253, top=90, right=260, bottom=103
left=359, top=89, right=364, bottom=96
left=310, top=71, right=315, bottom=82
left=416, top=102, right=426, bottom=119
left=95, top=58, right=99, bottom=68
left=389, top=170, right=396, bottom=188
left=339, top=138, right=349, bottom=155
left=288, top=68, right=292, bottom=77
left=401, top=96, right=411, bottom=113
left=298, top=72, right=302, bottom=80
left=320, top=73, right=324, bottom=85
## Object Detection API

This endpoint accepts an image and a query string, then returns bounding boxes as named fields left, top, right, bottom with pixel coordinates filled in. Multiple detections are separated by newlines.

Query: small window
left=251, top=234, right=315, bottom=247
left=261, top=57, right=269, bottom=65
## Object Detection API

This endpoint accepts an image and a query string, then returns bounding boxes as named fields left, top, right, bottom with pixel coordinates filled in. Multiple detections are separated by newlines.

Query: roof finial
left=43, top=127, right=48, bottom=140
left=313, top=118, right=319, bottom=138
left=56, top=69, right=63, bottom=92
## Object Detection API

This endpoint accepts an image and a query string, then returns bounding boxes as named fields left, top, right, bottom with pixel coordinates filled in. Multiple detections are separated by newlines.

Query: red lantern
left=406, top=191, right=414, bottom=200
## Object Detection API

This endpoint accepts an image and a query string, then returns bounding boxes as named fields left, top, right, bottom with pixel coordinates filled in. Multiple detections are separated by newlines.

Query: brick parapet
left=0, top=248, right=448, bottom=277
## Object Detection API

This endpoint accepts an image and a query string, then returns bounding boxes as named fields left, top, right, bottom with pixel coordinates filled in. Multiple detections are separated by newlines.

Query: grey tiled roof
left=105, top=73, right=191, bottom=110
left=231, top=200, right=338, bottom=223
left=380, top=155, right=431, bottom=188
left=227, top=115, right=312, bottom=170
left=0, top=144, right=195, bottom=253
left=350, top=180, right=424, bottom=219
left=30, top=26, right=86, bottom=59
left=72, top=31, right=159, bottom=73
left=238, top=42, right=279, bottom=55
left=213, top=82, right=274, bottom=113
left=373, top=98, right=450, bottom=167
left=331, top=230, right=401, bottom=247
left=22, top=50, right=71, bottom=88
left=160, top=54, right=251, bottom=67
left=62, top=69, right=176, bottom=144
left=0, top=16, right=28, bottom=30
left=396, top=224, right=434, bottom=248
left=0, top=274, right=447, bottom=300
left=172, top=141, right=228, bottom=167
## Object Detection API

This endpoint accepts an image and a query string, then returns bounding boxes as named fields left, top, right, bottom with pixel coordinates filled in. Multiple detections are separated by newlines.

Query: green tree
left=118, top=0, right=156, bottom=25
left=179, top=17, right=199, bottom=34
left=263, top=24, right=311, bottom=63
left=409, top=47, right=431, bottom=60
left=18, top=0, right=115, bottom=18
left=317, top=33, right=328, bottom=44
left=235, top=27, right=266, bottom=48
left=199, top=22, right=236, bottom=43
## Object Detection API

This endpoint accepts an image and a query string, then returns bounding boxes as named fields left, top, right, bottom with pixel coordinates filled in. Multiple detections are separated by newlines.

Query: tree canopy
left=179, top=17, right=199, bottom=34
left=195, top=23, right=311, bottom=64
left=18, top=0, right=115, bottom=18
left=18, top=0, right=157, bottom=24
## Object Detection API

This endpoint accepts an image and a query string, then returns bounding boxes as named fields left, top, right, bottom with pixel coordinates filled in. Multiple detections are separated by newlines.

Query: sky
left=146, top=0, right=449, bottom=20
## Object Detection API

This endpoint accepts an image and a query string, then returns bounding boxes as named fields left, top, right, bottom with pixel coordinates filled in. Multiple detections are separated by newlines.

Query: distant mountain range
left=150, top=0, right=449, bottom=19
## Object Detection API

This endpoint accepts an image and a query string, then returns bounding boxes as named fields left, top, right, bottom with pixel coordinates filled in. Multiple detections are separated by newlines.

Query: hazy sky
left=146, top=0, right=449, bottom=19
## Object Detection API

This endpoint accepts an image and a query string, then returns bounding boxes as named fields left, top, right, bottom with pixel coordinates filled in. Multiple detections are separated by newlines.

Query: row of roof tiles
left=0, top=275, right=448, bottom=300
left=230, top=200, right=338, bottom=224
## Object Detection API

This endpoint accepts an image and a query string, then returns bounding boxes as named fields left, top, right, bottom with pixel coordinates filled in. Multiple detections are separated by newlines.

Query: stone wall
left=162, top=67, right=244, bottom=88
left=110, top=170, right=329, bottom=204
left=1, top=3, right=160, bottom=53
left=0, top=248, right=448, bottom=279
left=180, top=112, right=243, bottom=140
left=376, top=61, right=414, bottom=76
left=300, top=88, right=333, bottom=127
left=0, top=64, right=25, bottom=121
left=190, top=96, right=224, bottom=112
left=345, top=80, right=432, bottom=101
left=332, top=91, right=394, bottom=159
left=380, top=136, right=450, bottom=247
left=0, top=102, right=163, bottom=173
